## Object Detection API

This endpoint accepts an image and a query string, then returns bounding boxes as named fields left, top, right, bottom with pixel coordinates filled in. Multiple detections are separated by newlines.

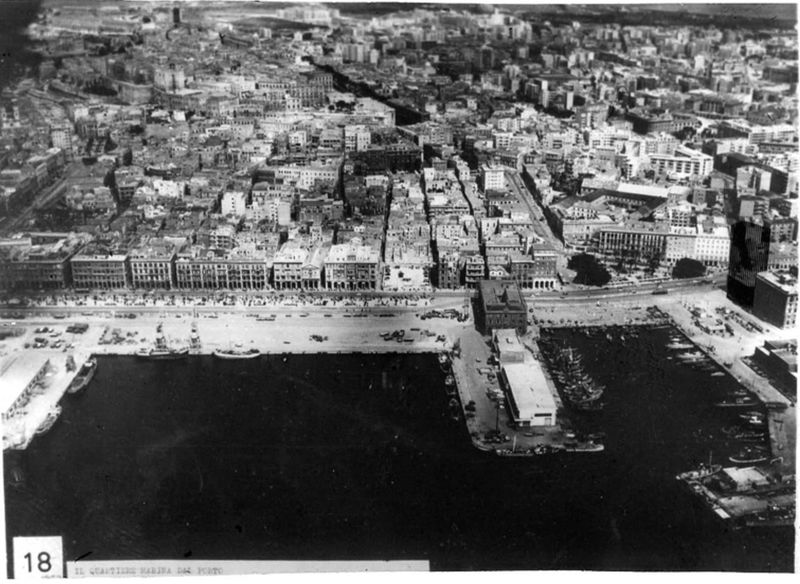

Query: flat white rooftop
left=502, top=360, right=557, bottom=417
left=0, top=353, right=50, bottom=413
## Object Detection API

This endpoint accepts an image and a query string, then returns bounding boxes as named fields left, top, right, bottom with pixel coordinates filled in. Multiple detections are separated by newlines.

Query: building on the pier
left=752, top=270, right=797, bottom=329
left=493, top=329, right=525, bottom=363
left=500, top=359, right=557, bottom=427
left=476, top=279, right=528, bottom=334
left=751, top=340, right=797, bottom=396
left=0, top=354, right=50, bottom=422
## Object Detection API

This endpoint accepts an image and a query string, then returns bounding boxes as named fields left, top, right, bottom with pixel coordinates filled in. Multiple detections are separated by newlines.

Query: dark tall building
left=727, top=220, right=771, bottom=306
left=172, top=7, right=180, bottom=25
left=476, top=280, right=528, bottom=334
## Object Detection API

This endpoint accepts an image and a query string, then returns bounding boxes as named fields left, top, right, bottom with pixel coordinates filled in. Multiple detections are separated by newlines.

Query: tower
left=727, top=219, right=771, bottom=306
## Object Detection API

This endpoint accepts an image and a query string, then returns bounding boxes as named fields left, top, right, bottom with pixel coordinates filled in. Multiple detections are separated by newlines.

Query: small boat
left=729, top=447, right=768, bottom=465
left=677, top=464, right=723, bottom=482
left=10, top=467, right=25, bottom=488
left=739, top=411, right=766, bottom=426
left=743, top=506, right=796, bottom=528
left=734, top=431, right=766, bottom=442
left=213, top=348, right=261, bottom=360
left=445, top=375, right=454, bottom=386
left=715, top=396, right=758, bottom=408
left=568, top=441, right=605, bottom=452
left=67, top=358, right=96, bottom=394
left=35, top=406, right=62, bottom=436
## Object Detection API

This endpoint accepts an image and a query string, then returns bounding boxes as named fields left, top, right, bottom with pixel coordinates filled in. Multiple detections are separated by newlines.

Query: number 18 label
left=13, top=537, right=63, bottom=579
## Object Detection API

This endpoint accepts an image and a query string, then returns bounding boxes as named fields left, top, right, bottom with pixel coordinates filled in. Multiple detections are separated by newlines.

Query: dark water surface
left=5, top=326, right=794, bottom=573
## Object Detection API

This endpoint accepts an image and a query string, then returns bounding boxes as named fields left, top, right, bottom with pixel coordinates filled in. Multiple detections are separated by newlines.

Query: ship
left=677, top=453, right=721, bottom=482
left=540, top=342, right=604, bottom=411
left=35, top=406, right=62, bottom=436
left=137, top=346, right=190, bottom=359
left=677, top=464, right=723, bottom=482
left=138, top=333, right=190, bottom=359
left=729, top=446, right=769, bottom=465
left=67, top=358, right=96, bottom=394
left=213, top=348, right=261, bottom=359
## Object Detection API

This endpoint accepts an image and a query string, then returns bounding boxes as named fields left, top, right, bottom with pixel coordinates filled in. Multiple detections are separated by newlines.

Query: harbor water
left=4, top=326, right=794, bottom=572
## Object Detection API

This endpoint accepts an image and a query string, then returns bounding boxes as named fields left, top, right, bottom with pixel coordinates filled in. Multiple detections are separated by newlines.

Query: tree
left=672, top=258, right=706, bottom=279
left=568, top=253, right=611, bottom=287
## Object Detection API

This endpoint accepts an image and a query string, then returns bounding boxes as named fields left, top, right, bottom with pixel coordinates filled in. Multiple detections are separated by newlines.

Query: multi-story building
left=476, top=280, right=528, bottom=334
left=221, top=191, right=247, bottom=217
left=175, top=246, right=270, bottom=290
left=480, top=164, right=506, bottom=192
left=70, top=243, right=129, bottom=290
left=597, top=223, right=669, bottom=260
left=728, top=220, right=771, bottom=306
left=128, top=238, right=178, bottom=290
left=272, top=243, right=307, bottom=290
left=464, top=255, right=487, bottom=287
left=650, top=146, right=713, bottom=179
left=508, top=244, right=559, bottom=290
left=323, top=240, right=380, bottom=290
left=0, top=233, right=89, bottom=291
left=752, top=270, right=797, bottom=329
left=437, top=249, right=462, bottom=289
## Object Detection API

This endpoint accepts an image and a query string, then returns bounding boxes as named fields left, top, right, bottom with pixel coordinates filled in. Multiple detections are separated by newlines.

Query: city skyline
left=1, top=1, right=796, bottom=576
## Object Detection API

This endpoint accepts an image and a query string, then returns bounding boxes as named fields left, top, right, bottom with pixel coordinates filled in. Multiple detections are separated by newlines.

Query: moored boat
left=35, top=406, right=62, bottom=436
left=715, top=396, right=758, bottom=408
left=729, top=446, right=769, bottom=465
left=67, top=357, right=96, bottom=394
left=677, top=464, right=722, bottom=482
left=137, top=346, right=190, bottom=359
left=213, top=348, right=261, bottom=359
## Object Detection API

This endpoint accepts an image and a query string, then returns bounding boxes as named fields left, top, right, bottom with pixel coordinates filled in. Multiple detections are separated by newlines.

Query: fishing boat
left=213, top=348, right=261, bottom=359
left=137, top=346, right=190, bottom=359
left=677, top=452, right=721, bottom=481
left=67, top=357, right=96, bottom=394
left=715, top=396, right=758, bottom=408
left=734, top=431, right=766, bottom=442
left=739, top=411, right=766, bottom=426
left=35, top=406, right=62, bottom=436
left=729, top=446, right=769, bottom=465
left=677, top=464, right=722, bottom=482
left=743, top=506, right=796, bottom=528
left=138, top=333, right=190, bottom=359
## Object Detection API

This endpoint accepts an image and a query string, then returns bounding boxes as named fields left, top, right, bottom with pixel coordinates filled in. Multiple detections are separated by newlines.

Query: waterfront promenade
left=2, top=285, right=794, bottom=461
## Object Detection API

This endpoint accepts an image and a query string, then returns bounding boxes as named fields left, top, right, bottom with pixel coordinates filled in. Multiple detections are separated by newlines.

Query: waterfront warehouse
left=1, top=353, right=50, bottom=422
left=500, top=358, right=557, bottom=427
